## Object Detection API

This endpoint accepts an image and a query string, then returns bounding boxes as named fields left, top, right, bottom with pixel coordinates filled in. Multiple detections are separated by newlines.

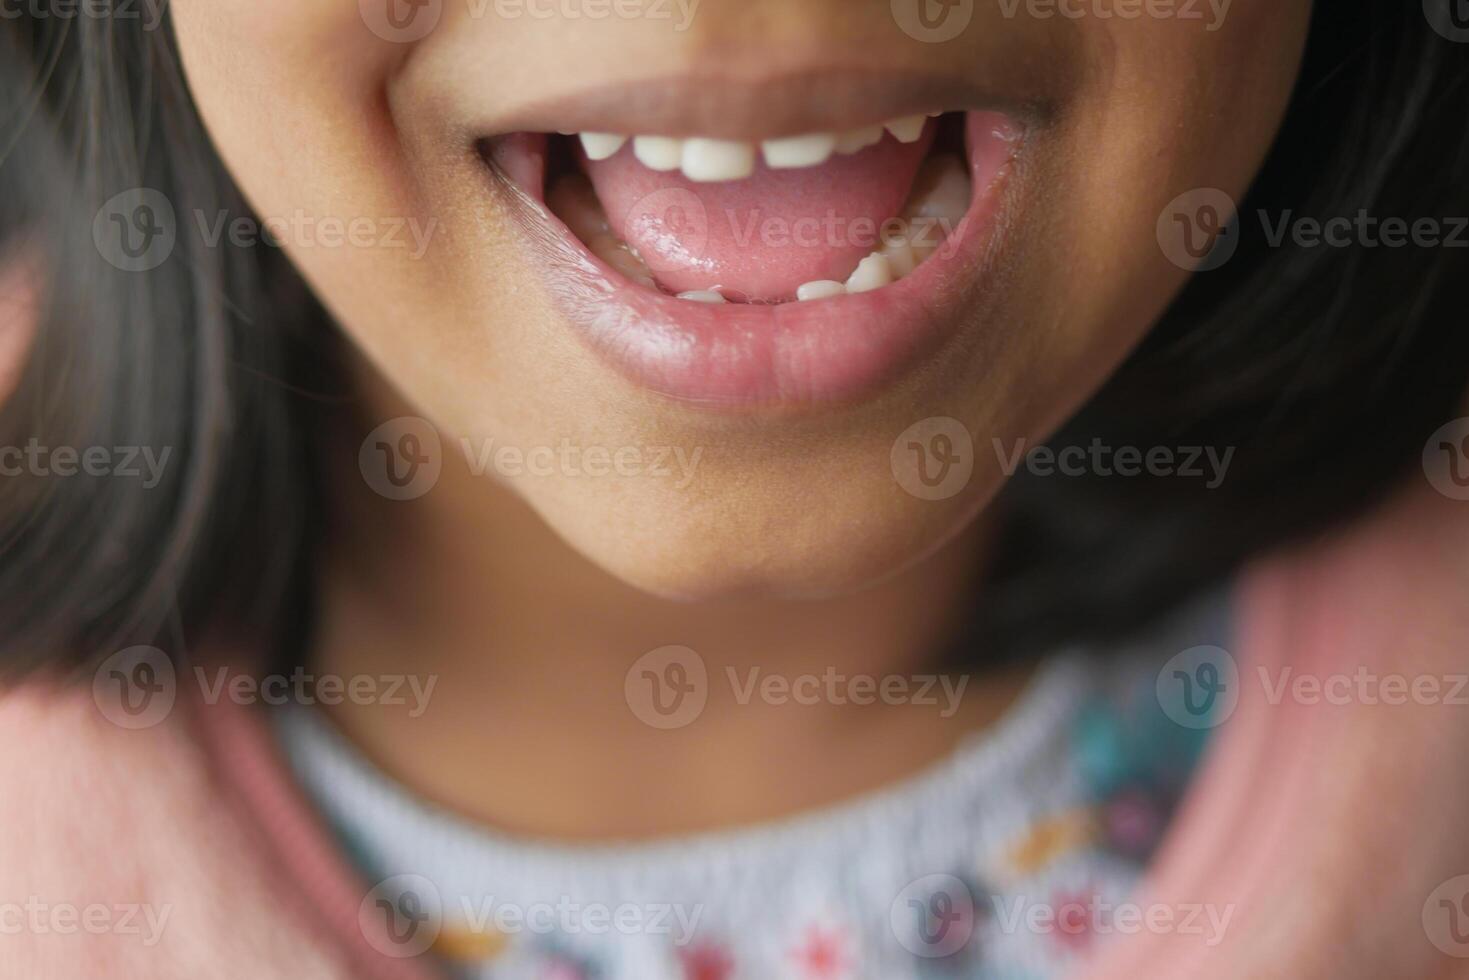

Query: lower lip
left=486, top=112, right=1023, bottom=409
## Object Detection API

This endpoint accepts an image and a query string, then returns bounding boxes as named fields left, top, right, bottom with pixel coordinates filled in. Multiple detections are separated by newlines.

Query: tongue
left=581, top=128, right=935, bottom=302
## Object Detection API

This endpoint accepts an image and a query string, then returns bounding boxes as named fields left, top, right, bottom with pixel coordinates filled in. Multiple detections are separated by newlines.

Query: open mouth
left=479, top=107, right=1023, bottom=407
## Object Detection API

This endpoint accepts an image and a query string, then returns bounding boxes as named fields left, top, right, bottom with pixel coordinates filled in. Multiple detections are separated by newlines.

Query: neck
left=309, top=395, right=1028, bottom=841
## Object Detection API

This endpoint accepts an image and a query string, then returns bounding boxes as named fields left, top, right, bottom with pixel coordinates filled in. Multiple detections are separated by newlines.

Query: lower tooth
left=548, top=176, right=658, bottom=286
left=880, top=238, right=918, bottom=278
left=676, top=290, right=726, bottom=304
left=592, top=233, right=656, bottom=287
left=796, top=280, right=847, bottom=301
left=845, top=253, right=893, bottom=293
left=905, top=154, right=971, bottom=223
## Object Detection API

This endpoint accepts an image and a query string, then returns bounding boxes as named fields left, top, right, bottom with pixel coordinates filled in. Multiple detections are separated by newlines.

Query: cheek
left=1020, top=1, right=1311, bottom=389
left=168, top=0, right=487, bottom=410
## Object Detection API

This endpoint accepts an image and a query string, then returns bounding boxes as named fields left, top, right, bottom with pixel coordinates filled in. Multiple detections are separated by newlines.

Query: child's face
left=169, top=0, right=1309, bottom=599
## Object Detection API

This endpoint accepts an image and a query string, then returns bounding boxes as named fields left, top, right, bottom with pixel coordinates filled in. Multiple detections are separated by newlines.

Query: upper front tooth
left=835, top=125, right=885, bottom=155
left=633, top=136, right=684, bottom=171
left=579, top=133, right=628, bottom=161
left=761, top=133, right=838, bottom=169
left=884, top=115, right=927, bottom=144
left=681, top=139, right=756, bottom=182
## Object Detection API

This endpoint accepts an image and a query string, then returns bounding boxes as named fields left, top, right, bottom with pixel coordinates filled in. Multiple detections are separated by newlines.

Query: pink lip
left=485, top=112, right=1024, bottom=409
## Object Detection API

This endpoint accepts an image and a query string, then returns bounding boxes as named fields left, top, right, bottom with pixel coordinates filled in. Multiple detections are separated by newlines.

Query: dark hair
left=1, top=4, right=1466, bottom=675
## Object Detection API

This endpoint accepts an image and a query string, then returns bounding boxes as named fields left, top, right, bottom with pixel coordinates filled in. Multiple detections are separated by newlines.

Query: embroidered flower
left=677, top=941, right=735, bottom=980
left=788, top=921, right=854, bottom=979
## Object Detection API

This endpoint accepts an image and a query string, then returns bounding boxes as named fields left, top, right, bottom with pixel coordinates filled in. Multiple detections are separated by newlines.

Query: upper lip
left=468, top=70, right=1041, bottom=139
left=409, top=53, right=1070, bottom=147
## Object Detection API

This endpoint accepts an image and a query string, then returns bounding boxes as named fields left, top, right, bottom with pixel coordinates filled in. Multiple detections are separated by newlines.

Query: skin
left=165, top=0, right=1313, bottom=838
